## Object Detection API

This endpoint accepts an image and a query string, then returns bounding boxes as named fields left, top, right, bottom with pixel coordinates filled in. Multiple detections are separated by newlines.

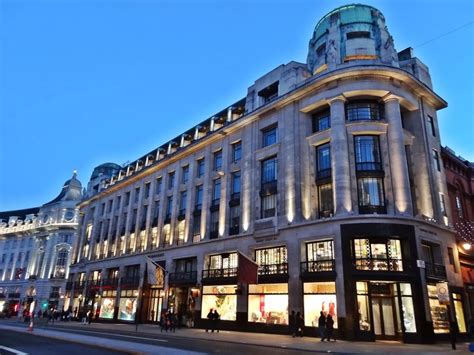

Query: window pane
left=358, top=295, right=371, bottom=330
left=202, top=294, right=237, bottom=321
left=318, top=183, right=333, bottom=213
left=401, top=296, right=417, bottom=332
left=358, top=178, right=384, bottom=206
left=317, top=144, right=331, bottom=171
left=454, top=296, right=467, bottom=333
left=249, top=294, right=288, bottom=324
left=262, top=158, right=277, bottom=183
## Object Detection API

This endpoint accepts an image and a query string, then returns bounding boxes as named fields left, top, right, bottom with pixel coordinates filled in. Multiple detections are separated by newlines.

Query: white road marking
left=0, top=345, right=29, bottom=355
left=63, top=328, right=168, bottom=342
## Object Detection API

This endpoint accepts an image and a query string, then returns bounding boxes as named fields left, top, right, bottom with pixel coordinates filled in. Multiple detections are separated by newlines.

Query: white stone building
left=68, top=5, right=464, bottom=343
left=0, top=172, right=82, bottom=316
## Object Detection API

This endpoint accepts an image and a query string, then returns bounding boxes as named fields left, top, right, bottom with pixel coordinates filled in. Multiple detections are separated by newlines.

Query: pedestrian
left=318, top=311, right=326, bottom=340
left=449, top=320, right=458, bottom=350
left=468, top=318, right=474, bottom=340
left=160, top=311, right=168, bottom=333
left=213, top=309, right=220, bottom=333
left=170, top=312, right=177, bottom=333
left=206, top=308, right=214, bottom=332
left=88, top=309, right=93, bottom=324
left=295, top=311, right=304, bottom=337
left=322, top=314, right=336, bottom=342
left=289, top=310, right=296, bottom=337
left=81, top=310, right=88, bottom=325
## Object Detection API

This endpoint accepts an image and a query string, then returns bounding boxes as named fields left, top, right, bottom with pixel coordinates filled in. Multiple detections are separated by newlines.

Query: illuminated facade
left=0, top=172, right=82, bottom=316
left=441, top=146, right=474, bottom=325
left=69, top=5, right=464, bottom=343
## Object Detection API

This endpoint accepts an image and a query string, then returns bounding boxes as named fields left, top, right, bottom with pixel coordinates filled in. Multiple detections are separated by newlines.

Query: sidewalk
left=0, top=319, right=471, bottom=354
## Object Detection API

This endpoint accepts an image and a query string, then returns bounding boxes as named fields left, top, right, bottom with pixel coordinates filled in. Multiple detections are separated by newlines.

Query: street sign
left=436, top=282, right=450, bottom=305
left=417, top=260, right=426, bottom=268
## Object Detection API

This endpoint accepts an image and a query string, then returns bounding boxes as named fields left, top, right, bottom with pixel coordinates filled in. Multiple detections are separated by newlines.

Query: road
left=0, top=329, right=128, bottom=355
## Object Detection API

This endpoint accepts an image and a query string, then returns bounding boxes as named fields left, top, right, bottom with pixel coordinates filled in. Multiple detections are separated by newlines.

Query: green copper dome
left=313, top=4, right=384, bottom=41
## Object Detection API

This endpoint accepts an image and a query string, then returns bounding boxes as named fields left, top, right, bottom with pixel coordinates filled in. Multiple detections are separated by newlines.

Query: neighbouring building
left=0, top=172, right=82, bottom=316
left=441, top=146, right=474, bottom=321
left=68, top=4, right=465, bottom=343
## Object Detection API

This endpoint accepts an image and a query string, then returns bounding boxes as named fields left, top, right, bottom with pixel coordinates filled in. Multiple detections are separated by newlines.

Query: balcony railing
left=301, top=260, right=335, bottom=273
left=169, top=271, right=197, bottom=284
left=258, top=263, right=288, bottom=275
left=425, top=262, right=447, bottom=280
left=353, top=258, right=405, bottom=272
left=120, top=276, right=140, bottom=287
left=316, top=168, right=332, bottom=181
left=358, top=205, right=387, bottom=215
left=102, top=278, right=119, bottom=287
left=355, top=162, right=383, bottom=172
left=8, top=292, right=21, bottom=298
left=202, top=267, right=238, bottom=280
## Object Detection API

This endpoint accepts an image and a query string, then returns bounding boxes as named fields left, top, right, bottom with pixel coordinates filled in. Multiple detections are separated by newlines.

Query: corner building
left=69, top=5, right=464, bottom=343
left=0, top=173, right=82, bottom=316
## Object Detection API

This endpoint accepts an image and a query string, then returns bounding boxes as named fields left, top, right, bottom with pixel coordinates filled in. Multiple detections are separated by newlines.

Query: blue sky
left=1, top=0, right=473, bottom=211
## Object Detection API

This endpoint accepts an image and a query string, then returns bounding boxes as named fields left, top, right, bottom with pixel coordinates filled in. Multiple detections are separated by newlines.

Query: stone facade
left=68, top=5, right=464, bottom=343
left=0, top=172, right=82, bottom=316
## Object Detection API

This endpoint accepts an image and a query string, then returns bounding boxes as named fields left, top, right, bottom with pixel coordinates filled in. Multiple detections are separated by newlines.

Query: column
left=384, top=94, right=413, bottom=215
left=329, top=96, right=352, bottom=215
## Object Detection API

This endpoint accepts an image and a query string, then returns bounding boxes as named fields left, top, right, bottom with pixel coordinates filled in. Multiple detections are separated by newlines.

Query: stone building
left=0, top=172, right=82, bottom=316
left=68, top=4, right=464, bottom=343
left=441, top=146, right=474, bottom=321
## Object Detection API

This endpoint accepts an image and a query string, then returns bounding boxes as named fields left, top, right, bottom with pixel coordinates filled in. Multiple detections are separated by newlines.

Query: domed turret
left=307, top=4, right=398, bottom=75
left=43, top=170, right=83, bottom=205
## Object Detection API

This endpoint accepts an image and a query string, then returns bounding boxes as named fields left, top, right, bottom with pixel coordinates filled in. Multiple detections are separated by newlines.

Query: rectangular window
left=427, top=115, right=436, bottom=137
left=212, top=179, right=221, bottom=205
left=168, top=172, right=175, bottom=189
left=262, top=157, right=277, bottom=183
left=303, top=282, right=337, bottom=328
left=134, top=187, right=140, bottom=203
left=165, top=197, right=173, bottom=220
left=231, top=172, right=241, bottom=198
left=144, top=183, right=151, bottom=199
left=347, top=31, right=370, bottom=39
left=255, top=246, right=287, bottom=268
left=316, top=143, right=331, bottom=179
left=202, top=285, right=237, bottom=321
left=125, top=192, right=130, bottom=206
left=358, top=177, right=385, bottom=209
left=312, top=110, right=330, bottom=133
left=152, top=201, right=160, bottom=226
left=195, top=185, right=203, bottom=210
left=116, top=196, right=121, bottom=210
left=210, top=210, right=219, bottom=237
left=155, top=177, right=162, bottom=195
left=229, top=205, right=240, bottom=235
left=248, top=284, right=288, bottom=325
left=262, top=125, right=277, bottom=147
left=179, top=191, right=187, bottom=216
left=353, top=238, right=403, bottom=271
left=197, top=159, right=205, bottom=178
left=261, top=194, right=277, bottom=218
left=318, top=183, right=334, bottom=217
left=448, top=247, right=457, bottom=273
left=100, top=203, right=106, bottom=216
left=455, top=194, right=464, bottom=218
left=354, top=136, right=382, bottom=171
left=182, top=166, right=189, bottom=184
left=357, top=282, right=371, bottom=331
left=213, top=150, right=222, bottom=171
left=99, top=290, right=117, bottom=319
left=193, top=215, right=201, bottom=240
left=433, top=149, right=441, bottom=172
left=232, top=142, right=242, bottom=163
left=346, top=101, right=383, bottom=121
left=118, top=289, right=138, bottom=321
left=453, top=293, right=467, bottom=333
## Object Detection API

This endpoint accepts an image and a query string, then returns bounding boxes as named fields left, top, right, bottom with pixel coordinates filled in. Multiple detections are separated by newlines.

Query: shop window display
left=201, top=285, right=237, bottom=321
left=453, top=293, right=466, bottom=333
left=399, top=283, right=416, bottom=333
left=357, top=282, right=370, bottom=331
left=248, top=283, right=288, bottom=324
left=99, top=290, right=116, bottom=319
left=118, top=289, right=138, bottom=321
left=427, top=285, right=449, bottom=333
left=303, top=282, right=337, bottom=328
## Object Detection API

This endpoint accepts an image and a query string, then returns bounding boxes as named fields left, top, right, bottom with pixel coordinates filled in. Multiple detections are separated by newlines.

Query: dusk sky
left=1, top=0, right=473, bottom=211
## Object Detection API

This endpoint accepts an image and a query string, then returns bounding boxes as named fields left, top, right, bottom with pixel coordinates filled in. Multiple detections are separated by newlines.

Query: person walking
left=295, top=311, right=304, bottom=337
left=449, top=320, right=459, bottom=350
left=87, top=309, right=93, bottom=324
left=289, top=310, right=296, bottom=337
left=322, top=314, right=336, bottom=342
left=318, top=311, right=326, bottom=340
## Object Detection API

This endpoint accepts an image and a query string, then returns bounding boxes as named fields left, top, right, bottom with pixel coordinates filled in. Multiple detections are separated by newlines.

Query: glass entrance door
left=371, top=297, right=396, bottom=339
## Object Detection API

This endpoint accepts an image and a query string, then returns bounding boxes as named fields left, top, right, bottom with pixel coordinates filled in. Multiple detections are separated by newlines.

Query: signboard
left=416, top=260, right=426, bottom=268
left=436, top=282, right=450, bottom=305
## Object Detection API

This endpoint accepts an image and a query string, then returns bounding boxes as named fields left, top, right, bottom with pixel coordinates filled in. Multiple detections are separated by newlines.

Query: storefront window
left=307, top=240, right=334, bottom=261
left=399, top=283, right=416, bottom=333
left=453, top=293, right=466, bottom=333
left=99, top=290, right=116, bottom=319
left=357, top=282, right=370, bottom=331
left=201, top=285, right=237, bottom=321
left=248, top=283, right=288, bottom=324
left=427, top=285, right=449, bottom=333
left=353, top=238, right=403, bottom=271
left=303, top=282, right=337, bottom=328
left=118, top=289, right=138, bottom=321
